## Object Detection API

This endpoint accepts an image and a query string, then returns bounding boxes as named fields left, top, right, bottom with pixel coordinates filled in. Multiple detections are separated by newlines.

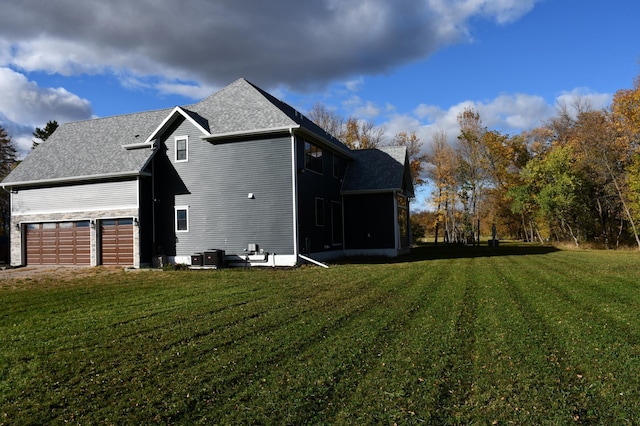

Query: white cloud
left=0, top=0, right=545, bottom=155
left=344, top=77, right=365, bottom=92
left=379, top=89, right=611, bottom=156
left=0, top=0, right=542, bottom=91
left=155, top=82, right=217, bottom=100
left=0, top=67, right=93, bottom=157
left=0, top=68, right=92, bottom=125
left=556, top=88, right=612, bottom=116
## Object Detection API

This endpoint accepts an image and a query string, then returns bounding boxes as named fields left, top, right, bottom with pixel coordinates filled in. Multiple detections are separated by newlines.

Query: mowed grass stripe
left=2, top=246, right=640, bottom=424
left=329, top=259, right=464, bottom=424
left=214, top=261, right=457, bottom=424
left=494, top=253, right=640, bottom=423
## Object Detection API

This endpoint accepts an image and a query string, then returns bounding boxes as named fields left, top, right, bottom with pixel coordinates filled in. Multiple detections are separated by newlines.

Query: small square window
left=175, top=207, right=189, bottom=232
left=175, top=137, right=188, bottom=162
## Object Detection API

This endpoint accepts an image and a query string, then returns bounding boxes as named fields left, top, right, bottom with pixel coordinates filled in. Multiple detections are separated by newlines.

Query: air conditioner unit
left=204, top=250, right=225, bottom=268
left=191, top=253, right=204, bottom=266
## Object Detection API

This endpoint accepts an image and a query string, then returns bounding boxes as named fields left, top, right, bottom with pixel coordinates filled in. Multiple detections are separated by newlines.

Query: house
left=1, top=79, right=414, bottom=268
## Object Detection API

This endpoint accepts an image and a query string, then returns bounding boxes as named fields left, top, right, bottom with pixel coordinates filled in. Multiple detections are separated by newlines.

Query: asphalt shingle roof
left=341, top=146, right=414, bottom=196
left=2, top=108, right=171, bottom=185
left=3, top=78, right=350, bottom=186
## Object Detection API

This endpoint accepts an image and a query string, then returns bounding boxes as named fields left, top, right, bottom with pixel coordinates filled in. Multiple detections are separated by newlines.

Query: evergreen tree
left=0, top=126, right=17, bottom=236
left=32, top=120, right=59, bottom=149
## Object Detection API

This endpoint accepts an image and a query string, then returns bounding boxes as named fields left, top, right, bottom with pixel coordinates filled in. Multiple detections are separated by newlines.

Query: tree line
left=0, top=121, right=58, bottom=236
left=3, top=74, right=639, bottom=251
left=308, top=103, right=428, bottom=186
left=426, top=74, right=640, bottom=249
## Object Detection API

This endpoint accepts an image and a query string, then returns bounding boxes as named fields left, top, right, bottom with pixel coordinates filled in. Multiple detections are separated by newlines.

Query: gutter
left=201, top=125, right=354, bottom=161
left=1, top=171, right=150, bottom=189
left=202, top=125, right=300, bottom=142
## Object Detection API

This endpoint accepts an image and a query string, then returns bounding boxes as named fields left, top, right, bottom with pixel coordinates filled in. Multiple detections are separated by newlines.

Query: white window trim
left=175, top=135, right=189, bottom=163
left=175, top=206, right=189, bottom=232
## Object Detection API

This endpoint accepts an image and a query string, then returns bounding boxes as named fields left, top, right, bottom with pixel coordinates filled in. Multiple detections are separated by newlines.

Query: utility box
left=191, top=253, right=204, bottom=266
left=204, top=250, right=225, bottom=268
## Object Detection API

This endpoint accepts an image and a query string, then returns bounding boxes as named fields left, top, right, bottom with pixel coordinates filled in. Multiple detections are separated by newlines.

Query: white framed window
left=175, top=206, right=189, bottom=232
left=315, top=198, right=325, bottom=227
left=175, top=136, right=188, bottom=162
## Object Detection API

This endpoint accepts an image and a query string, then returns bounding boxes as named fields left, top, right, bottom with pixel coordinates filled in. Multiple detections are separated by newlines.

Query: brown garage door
left=101, top=218, right=134, bottom=265
left=26, top=221, right=91, bottom=265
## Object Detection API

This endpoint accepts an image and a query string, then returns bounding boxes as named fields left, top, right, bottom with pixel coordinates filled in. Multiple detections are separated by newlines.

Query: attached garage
left=26, top=221, right=91, bottom=265
left=100, top=218, right=134, bottom=265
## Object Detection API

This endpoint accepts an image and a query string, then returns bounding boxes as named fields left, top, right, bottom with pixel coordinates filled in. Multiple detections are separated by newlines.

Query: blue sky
left=1, top=0, right=639, bottom=207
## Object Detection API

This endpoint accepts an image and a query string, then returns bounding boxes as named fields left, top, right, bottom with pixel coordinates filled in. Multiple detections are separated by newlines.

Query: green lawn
left=1, top=244, right=639, bottom=424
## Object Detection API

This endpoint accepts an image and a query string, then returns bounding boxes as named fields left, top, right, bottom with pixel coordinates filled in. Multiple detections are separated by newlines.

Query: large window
left=175, top=206, right=189, bottom=232
left=304, top=141, right=323, bottom=174
left=175, top=136, right=188, bottom=162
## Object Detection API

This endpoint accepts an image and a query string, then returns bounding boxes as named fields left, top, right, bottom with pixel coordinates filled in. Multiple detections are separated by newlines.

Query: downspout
left=407, top=194, right=413, bottom=247
left=290, top=128, right=299, bottom=261
left=341, top=194, right=346, bottom=253
left=151, top=155, right=156, bottom=248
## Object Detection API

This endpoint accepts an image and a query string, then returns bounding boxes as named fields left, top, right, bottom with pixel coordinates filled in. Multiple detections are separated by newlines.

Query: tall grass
left=1, top=244, right=639, bottom=424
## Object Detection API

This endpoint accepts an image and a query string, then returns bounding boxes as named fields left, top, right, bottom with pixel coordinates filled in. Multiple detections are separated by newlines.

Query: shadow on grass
left=335, top=242, right=560, bottom=265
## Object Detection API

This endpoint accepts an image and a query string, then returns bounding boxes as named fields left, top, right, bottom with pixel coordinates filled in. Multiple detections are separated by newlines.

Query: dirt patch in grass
left=0, top=265, right=126, bottom=287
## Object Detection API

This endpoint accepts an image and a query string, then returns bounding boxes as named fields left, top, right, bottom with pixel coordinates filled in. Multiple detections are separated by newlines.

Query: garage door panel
left=100, top=219, right=133, bottom=266
left=26, top=221, right=91, bottom=265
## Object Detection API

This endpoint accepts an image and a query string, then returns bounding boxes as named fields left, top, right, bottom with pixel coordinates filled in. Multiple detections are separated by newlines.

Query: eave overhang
left=202, top=125, right=300, bottom=142
left=144, top=106, right=211, bottom=144
left=1, top=170, right=151, bottom=190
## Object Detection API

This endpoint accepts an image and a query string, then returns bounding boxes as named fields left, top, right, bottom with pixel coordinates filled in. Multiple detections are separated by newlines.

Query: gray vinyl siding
left=11, top=180, right=138, bottom=215
left=156, top=118, right=294, bottom=257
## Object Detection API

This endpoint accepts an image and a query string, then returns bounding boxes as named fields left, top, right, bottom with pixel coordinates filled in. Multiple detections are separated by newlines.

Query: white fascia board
left=144, top=106, right=211, bottom=144
left=2, top=171, right=148, bottom=189
left=121, top=141, right=156, bottom=150
left=290, top=129, right=299, bottom=258
left=12, top=204, right=139, bottom=216
left=202, top=125, right=300, bottom=142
